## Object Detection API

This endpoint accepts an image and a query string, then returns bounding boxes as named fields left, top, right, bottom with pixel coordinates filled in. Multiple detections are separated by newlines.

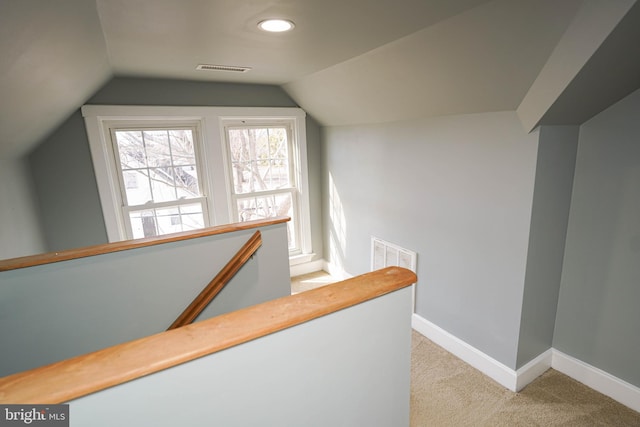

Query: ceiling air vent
left=196, top=64, right=252, bottom=73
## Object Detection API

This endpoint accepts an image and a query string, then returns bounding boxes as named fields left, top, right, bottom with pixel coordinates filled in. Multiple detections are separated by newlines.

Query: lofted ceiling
left=1, top=0, right=639, bottom=158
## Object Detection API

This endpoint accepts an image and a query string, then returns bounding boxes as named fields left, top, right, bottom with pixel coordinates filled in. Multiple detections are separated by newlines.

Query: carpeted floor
left=292, top=271, right=640, bottom=426
left=410, top=330, right=640, bottom=426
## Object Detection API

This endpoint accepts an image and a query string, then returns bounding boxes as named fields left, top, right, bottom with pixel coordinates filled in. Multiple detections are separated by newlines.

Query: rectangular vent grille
left=196, top=64, right=252, bottom=73
left=371, top=237, right=417, bottom=273
left=372, top=237, right=417, bottom=312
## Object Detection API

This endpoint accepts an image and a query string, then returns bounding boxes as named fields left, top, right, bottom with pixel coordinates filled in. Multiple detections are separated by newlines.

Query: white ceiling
left=1, top=0, right=639, bottom=158
left=284, top=0, right=584, bottom=126
left=96, top=0, right=492, bottom=84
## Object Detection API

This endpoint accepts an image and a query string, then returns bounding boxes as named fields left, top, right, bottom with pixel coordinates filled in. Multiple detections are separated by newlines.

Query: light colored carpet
left=292, top=271, right=640, bottom=426
left=291, top=270, right=339, bottom=294
left=410, top=330, right=640, bottom=426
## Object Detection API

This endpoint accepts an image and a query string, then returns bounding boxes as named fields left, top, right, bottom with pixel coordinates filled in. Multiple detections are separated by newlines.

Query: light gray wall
left=0, top=223, right=290, bottom=377
left=28, top=111, right=108, bottom=252
left=0, top=157, right=46, bottom=259
left=27, top=77, right=323, bottom=261
left=71, top=286, right=413, bottom=427
left=516, top=126, right=578, bottom=368
left=305, top=115, right=324, bottom=262
left=322, top=111, right=539, bottom=368
left=554, top=88, right=640, bottom=388
left=86, top=77, right=298, bottom=107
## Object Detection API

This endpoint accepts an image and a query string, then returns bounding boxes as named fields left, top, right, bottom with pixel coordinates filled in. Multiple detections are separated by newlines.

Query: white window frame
left=109, top=122, right=210, bottom=239
left=220, top=117, right=307, bottom=255
left=82, top=105, right=313, bottom=261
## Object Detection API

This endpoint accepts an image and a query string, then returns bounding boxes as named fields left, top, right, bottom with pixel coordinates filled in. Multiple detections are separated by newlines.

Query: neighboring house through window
left=82, top=105, right=312, bottom=262
left=111, top=125, right=208, bottom=239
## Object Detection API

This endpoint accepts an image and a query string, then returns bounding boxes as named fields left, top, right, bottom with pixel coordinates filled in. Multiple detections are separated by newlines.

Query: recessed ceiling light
left=258, top=19, right=295, bottom=33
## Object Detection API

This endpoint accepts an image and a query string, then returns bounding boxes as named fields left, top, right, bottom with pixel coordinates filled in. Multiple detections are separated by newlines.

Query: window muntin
left=235, top=191, right=297, bottom=250
left=224, top=123, right=301, bottom=252
left=227, top=127, right=292, bottom=194
left=83, top=105, right=312, bottom=262
left=127, top=202, right=205, bottom=239
left=111, top=126, right=209, bottom=238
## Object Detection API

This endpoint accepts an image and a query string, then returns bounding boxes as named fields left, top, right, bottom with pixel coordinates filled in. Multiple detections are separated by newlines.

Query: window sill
left=289, top=253, right=315, bottom=266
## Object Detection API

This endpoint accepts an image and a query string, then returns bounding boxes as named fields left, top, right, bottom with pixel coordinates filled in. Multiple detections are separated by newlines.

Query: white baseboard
left=515, top=348, right=552, bottom=392
left=412, top=313, right=640, bottom=412
left=552, top=349, right=640, bottom=413
left=322, top=261, right=353, bottom=281
left=411, top=314, right=521, bottom=391
left=289, top=258, right=325, bottom=277
left=289, top=259, right=356, bottom=279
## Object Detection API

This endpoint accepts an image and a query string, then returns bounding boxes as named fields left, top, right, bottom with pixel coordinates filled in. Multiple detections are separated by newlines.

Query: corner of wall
left=412, top=312, right=640, bottom=412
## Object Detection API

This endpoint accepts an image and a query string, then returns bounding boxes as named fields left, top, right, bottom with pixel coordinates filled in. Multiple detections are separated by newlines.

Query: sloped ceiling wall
left=1, top=0, right=639, bottom=158
left=284, top=0, right=584, bottom=126
left=0, top=0, right=111, bottom=158
left=517, top=0, right=640, bottom=131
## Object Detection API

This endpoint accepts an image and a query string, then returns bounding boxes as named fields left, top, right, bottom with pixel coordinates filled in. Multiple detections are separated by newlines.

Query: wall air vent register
left=371, top=236, right=417, bottom=311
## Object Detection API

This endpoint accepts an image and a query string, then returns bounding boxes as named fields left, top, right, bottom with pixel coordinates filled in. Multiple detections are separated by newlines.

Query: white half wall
left=0, top=223, right=291, bottom=377
left=70, top=287, right=414, bottom=427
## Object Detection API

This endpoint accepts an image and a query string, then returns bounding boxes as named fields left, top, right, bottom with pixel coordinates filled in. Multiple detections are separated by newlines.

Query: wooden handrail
left=0, top=217, right=289, bottom=272
left=0, top=267, right=417, bottom=404
left=167, top=230, right=263, bottom=330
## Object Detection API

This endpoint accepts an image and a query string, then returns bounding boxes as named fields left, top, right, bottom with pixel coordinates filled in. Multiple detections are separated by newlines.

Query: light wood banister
left=0, top=267, right=417, bottom=404
left=0, top=217, right=289, bottom=272
left=167, top=230, right=263, bottom=330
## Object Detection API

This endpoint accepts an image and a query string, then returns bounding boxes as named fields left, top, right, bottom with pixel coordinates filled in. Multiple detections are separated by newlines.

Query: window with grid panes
left=223, top=122, right=300, bottom=252
left=83, top=105, right=312, bottom=263
left=110, top=126, right=209, bottom=239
